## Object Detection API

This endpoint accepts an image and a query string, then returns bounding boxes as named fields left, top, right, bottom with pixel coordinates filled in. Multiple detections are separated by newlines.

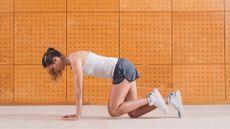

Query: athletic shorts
left=112, top=58, right=140, bottom=84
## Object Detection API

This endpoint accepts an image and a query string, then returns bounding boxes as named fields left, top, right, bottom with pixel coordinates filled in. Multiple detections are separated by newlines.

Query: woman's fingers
left=61, top=117, right=79, bottom=121
left=62, top=115, right=70, bottom=118
left=62, top=114, right=75, bottom=118
left=61, top=114, right=80, bottom=121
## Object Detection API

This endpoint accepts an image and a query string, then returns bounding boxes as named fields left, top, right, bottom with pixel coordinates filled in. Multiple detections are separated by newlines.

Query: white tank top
left=70, top=52, right=118, bottom=78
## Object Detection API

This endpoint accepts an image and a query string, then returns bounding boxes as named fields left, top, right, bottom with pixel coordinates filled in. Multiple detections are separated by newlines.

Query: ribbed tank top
left=70, top=52, right=118, bottom=78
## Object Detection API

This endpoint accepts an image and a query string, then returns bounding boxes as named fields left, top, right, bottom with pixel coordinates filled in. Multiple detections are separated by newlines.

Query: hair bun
left=47, top=47, right=55, bottom=52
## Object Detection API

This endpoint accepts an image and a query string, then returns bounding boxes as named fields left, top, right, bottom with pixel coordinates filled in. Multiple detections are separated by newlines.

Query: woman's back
left=70, top=51, right=118, bottom=78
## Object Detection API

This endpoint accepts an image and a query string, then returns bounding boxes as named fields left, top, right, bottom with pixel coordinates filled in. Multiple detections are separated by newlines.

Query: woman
left=42, top=47, right=183, bottom=120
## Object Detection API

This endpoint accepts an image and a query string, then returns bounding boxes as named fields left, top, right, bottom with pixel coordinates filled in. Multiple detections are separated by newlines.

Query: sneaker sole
left=175, top=90, right=183, bottom=118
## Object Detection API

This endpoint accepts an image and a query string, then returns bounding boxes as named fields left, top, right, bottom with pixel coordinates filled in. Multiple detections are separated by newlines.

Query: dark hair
left=42, top=47, right=63, bottom=68
left=42, top=47, right=64, bottom=81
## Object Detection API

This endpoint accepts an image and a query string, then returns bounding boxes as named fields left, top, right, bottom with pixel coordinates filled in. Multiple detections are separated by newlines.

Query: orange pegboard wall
left=15, top=13, right=66, bottom=64
left=173, top=13, right=224, bottom=64
left=68, top=0, right=118, bottom=12
left=14, top=65, right=66, bottom=104
left=173, top=0, right=224, bottom=11
left=67, top=66, right=112, bottom=104
left=120, top=0, right=171, bottom=11
left=226, top=11, right=230, bottom=63
left=120, top=13, right=171, bottom=64
left=227, top=11, right=230, bottom=102
left=227, top=0, right=230, bottom=11
left=67, top=13, right=119, bottom=56
left=226, top=65, right=230, bottom=102
left=0, top=0, right=13, bottom=104
left=15, top=0, right=66, bottom=12
left=0, top=0, right=13, bottom=12
left=135, top=65, right=171, bottom=98
left=173, top=65, right=225, bottom=104
left=0, top=65, right=13, bottom=104
left=0, top=0, right=230, bottom=105
left=0, top=14, right=13, bottom=64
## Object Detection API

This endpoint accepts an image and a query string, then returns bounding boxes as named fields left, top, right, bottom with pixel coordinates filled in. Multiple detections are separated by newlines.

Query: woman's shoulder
left=71, top=50, right=89, bottom=56
left=69, top=50, right=89, bottom=64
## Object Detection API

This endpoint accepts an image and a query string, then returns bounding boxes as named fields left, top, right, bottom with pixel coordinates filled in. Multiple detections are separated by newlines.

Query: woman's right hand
left=61, top=114, right=80, bottom=121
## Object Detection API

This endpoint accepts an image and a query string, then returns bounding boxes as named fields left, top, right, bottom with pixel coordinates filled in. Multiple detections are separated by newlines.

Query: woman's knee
left=108, top=108, right=120, bottom=117
left=108, top=105, right=127, bottom=117
left=108, top=107, right=139, bottom=118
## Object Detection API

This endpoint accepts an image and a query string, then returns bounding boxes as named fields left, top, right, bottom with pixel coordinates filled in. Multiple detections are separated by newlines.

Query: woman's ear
left=52, top=57, right=57, bottom=63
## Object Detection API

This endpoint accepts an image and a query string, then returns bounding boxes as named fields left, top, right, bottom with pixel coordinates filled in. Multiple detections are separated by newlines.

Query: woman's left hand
left=61, top=114, right=80, bottom=121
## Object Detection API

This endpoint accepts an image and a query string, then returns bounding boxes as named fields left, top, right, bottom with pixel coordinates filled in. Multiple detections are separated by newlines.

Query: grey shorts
left=112, top=58, right=140, bottom=84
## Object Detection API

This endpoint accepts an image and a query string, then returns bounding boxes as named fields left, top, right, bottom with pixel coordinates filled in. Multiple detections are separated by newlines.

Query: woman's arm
left=61, top=58, right=83, bottom=121
left=73, top=61, right=83, bottom=117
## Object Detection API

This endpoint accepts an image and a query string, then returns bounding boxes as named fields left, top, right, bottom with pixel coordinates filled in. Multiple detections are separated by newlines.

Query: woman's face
left=47, top=56, right=65, bottom=79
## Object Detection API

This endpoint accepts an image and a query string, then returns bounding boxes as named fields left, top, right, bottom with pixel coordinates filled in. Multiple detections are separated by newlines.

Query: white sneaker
left=168, top=90, right=183, bottom=118
left=147, top=88, right=168, bottom=114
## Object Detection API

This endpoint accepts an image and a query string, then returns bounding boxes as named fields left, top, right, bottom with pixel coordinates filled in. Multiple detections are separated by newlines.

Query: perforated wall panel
left=226, top=64, right=230, bottom=102
left=0, top=65, right=13, bottom=104
left=226, top=11, right=230, bottom=63
left=173, top=0, right=224, bottom=11
left=0, top=0, right=13, bottom=12
left=135, top=65, right=171, bottom=98
left=15, top=65, right=66, bottom=104
left=225, top=0, right=230, bottom=11
left=67, top=13, right=119, bottom=56
left=0, top=14, right=13, bottom=64
left=173, top=13, right=224, bottom=64
left=15, top=13, right=66, bottom=64
left=0, top=0, right=229, bottom=105
left=68, top=0, right=118, bottom=12
left=120, top=0, right=171, bottom=11
left=15, top=0, right=66, bottom=12
left=173, top=65, right=225, bottom=103
left=227, top=11, right=230, bottom=102
left=120, top=13, right=171, bottom=64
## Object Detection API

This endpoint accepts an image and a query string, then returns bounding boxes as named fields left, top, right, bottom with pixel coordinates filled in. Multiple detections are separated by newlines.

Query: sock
left=147, top=96, right=151, bottom=105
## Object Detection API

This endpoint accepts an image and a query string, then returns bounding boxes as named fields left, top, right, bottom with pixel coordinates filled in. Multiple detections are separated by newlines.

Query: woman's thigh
left=108, top=79, right=132, bottom=110
left=125, top=81, right=137, bottom=102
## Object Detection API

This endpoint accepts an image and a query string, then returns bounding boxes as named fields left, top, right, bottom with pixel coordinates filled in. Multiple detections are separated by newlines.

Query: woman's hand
left=61, top=114, right=80, bottom=121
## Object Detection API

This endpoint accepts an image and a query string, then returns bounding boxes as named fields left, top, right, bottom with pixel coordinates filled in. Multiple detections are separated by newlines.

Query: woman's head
left=42, top=47, right=66, bottom=80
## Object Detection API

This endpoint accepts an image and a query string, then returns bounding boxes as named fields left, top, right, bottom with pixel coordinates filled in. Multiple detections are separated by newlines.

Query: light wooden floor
left=0, top=105, right=229, bottom=129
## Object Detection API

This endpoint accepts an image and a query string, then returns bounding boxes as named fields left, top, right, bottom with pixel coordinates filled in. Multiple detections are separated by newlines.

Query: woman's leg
left=125, top=81, right=158, bottom=118
left=108, top=79, right=149, bottom=117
